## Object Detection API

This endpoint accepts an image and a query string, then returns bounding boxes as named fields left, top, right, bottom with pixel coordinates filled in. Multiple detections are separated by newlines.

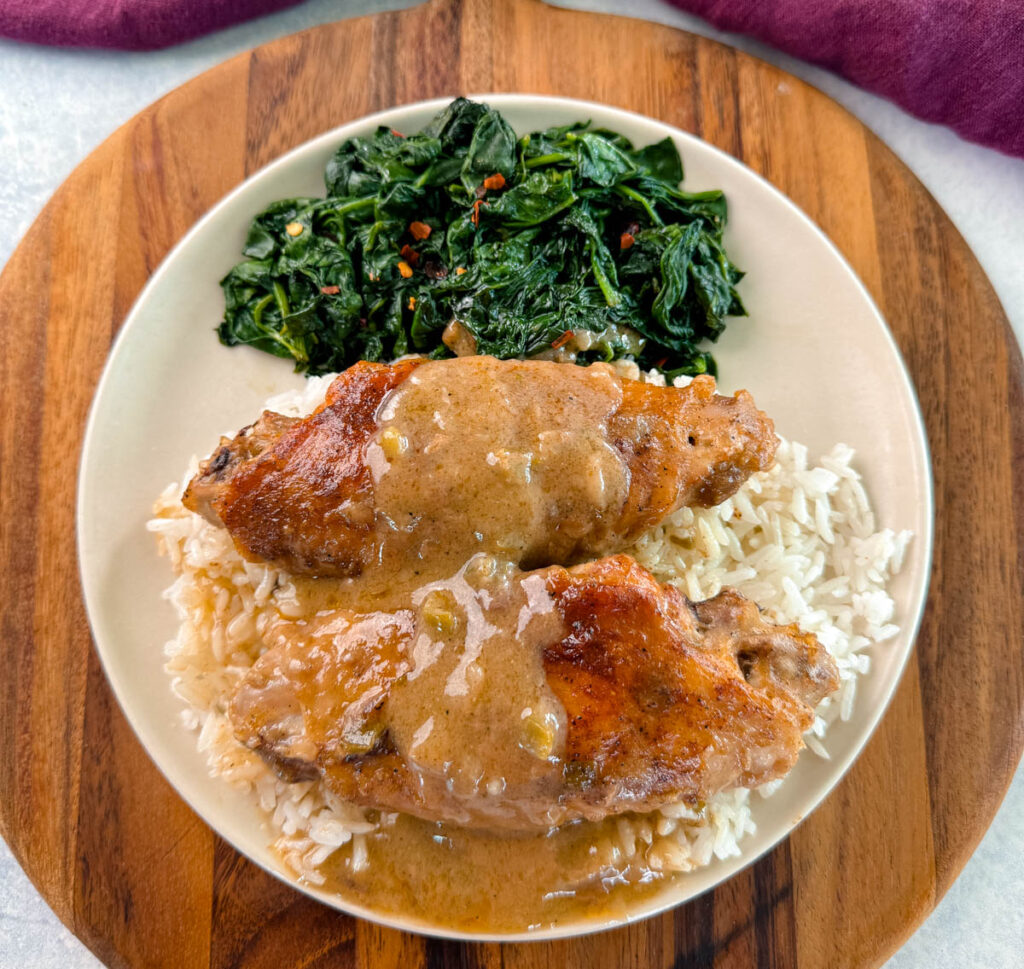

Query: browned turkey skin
left=229, top=555, right=838, bottom=831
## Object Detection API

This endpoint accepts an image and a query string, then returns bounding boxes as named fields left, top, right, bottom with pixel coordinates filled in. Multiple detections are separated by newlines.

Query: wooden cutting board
left=1, top=0, right=1021, bottom=966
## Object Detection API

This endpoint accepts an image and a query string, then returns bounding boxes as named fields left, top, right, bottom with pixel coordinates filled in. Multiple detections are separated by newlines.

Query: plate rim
left=76, top=92, right=935, bottom=942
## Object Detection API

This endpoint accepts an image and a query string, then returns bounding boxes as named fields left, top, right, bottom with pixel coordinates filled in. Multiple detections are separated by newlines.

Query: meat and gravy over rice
left=149, top=356, right=911, bottom=932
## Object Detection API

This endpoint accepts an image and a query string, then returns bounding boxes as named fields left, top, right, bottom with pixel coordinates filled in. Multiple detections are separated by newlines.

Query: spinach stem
left=335, top=196, right=376, bottom=215
left=272, top=281, right=291, bottom=317
left=591, top=249, right=622, bottom=308
left=252, top=293, right=273, bottom=329
left=525, top=152, right=570, bottom=168
left=254, top=292, right=303, bottom=356
left=616, top=185, right=663, bottom=226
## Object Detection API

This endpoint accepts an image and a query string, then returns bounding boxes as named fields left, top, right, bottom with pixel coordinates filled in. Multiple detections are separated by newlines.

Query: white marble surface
left=0, top=0, right=1021, bottom=965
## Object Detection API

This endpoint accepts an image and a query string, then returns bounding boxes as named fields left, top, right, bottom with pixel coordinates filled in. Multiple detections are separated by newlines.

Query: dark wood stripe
left=671, top=885, right=716, bottom=968
left=211, top=838, right=355, bottom=969
left=426, top=939, right=483, bottom=969
left=752, top=845, right=795, bottom=969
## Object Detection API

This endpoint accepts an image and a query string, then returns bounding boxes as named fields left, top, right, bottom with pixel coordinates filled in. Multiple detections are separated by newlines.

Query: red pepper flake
left=409, top=221, right=432, bottom=241
left=320, top=285, right=340, bottom=295
left=397, top=260, right=413, bottom=279
left=551, top=330, right=574, bottom=350
left=472, top=199, right=486, bottom=226
left=407, top=296, right=417, bottom=311
left=654, top=356, right=668, bottom=369
left=620, top=232, right=635, bottom=250
left=482, top=172, right=506, bottom=191
left=390, top=128, right=404, bottom=138
left=455, top=266, right=467, bottom=276
left=399, top=243, right=420, bottom=267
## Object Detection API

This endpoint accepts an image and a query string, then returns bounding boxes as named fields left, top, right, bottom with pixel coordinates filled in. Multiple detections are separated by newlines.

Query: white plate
left=77, top=94, right=933, bottom=941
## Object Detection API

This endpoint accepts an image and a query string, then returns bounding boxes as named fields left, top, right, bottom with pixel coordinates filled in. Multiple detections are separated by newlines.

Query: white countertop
left=1, top=1, right=1021, bottom=965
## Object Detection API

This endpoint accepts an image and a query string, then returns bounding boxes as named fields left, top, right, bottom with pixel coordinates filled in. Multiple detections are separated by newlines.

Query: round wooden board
left=1, top=0, right=1021, bottom=966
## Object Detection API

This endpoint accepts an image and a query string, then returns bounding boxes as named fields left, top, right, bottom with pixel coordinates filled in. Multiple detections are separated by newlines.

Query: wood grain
left=0, top=1, right=1021, bottom=966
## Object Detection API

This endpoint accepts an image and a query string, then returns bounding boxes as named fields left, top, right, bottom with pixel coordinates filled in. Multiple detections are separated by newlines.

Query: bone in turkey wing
left=228, top=555, right=837, bottom=830
left=184, top=356, right=777, bottom=579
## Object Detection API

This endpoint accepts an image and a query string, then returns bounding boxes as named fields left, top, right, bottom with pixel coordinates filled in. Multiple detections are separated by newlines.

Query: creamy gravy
left=386, top=557, right=567, bottom=818
left=320, top=811, right=671, bottom=933
left=263, top=555, right=569, bottom=828
left=365, top=356, right=629, bottom=576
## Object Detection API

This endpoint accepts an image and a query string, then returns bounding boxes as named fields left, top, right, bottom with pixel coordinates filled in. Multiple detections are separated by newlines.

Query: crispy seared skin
left=183, top=410, right=300, bottom=523
left=183, top=357, right=777, bottom=577
left=541, top=557, right=837, bottom=814
left=228, top=556, right=838, bottom=829
left=184, top=358, right=421, bottom=576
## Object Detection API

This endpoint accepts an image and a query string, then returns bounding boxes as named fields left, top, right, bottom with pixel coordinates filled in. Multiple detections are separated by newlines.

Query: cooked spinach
left=218, top=97, right=746, bottom=377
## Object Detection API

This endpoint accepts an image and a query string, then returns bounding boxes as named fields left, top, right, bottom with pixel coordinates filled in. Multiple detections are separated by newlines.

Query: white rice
left=148, top=369, right=911, bottom=888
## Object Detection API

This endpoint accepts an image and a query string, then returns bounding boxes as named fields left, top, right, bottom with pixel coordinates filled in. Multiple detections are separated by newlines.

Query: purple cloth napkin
left=669, top=0, right=1024, bottom=157
left=0, top=0, right=301, bottom=50
left=0, top=1, right=1021, bottom=157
